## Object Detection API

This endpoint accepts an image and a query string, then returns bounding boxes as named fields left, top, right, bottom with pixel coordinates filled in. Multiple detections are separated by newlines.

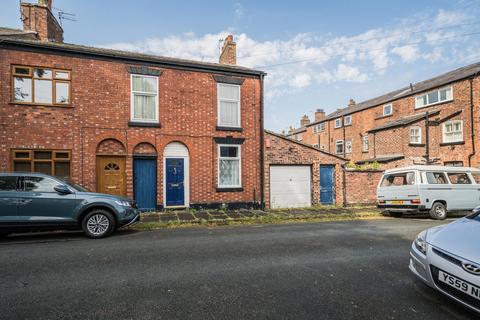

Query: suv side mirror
left=54, top=184, right=72, bottom=194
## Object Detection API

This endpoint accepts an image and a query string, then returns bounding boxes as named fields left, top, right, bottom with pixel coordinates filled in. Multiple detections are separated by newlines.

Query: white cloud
left=98, top=7, right=477, bottom=102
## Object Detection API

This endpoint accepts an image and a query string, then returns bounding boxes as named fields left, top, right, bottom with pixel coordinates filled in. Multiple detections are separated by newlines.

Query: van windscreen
left=380, top=172, right=415, bottom=187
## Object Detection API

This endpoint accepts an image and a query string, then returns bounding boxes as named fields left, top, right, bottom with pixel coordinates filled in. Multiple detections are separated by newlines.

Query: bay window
left=218, top=145, right=241, bottom=188
left=131, top=74, right=158, bottom=123
left=218, top=83, right=241, bottom=128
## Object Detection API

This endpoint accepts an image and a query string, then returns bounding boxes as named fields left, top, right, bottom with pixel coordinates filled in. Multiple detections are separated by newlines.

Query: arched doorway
left=133, top=143, right=157, bottom=211
left=96, top=139, right=127, bottom=196
left=163, top=142, right=189, bottom=207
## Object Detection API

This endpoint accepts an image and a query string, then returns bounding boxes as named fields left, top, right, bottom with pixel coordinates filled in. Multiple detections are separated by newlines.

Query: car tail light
left=411, top=199, right=421, bottom=204
left=378, top=200, right=385, bottom=204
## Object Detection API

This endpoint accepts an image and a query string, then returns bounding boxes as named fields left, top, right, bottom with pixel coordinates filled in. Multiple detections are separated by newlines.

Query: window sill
left=216, top=187, right=244, bottom=192
left=375, top=114, right=393, bottom=120
left=216, top=126, right=243, bottom=132
left=440, top=141, right=464, bottom=146
left=10, top=102, right=73, bottom=108
left=409, top=143, right=425, bottom=147
left=128, top=121, right=161, bottom=128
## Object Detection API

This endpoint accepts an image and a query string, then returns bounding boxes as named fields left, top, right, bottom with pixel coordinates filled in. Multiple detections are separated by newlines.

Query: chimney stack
left=300, top=115, right=310, bottom=127
left=219, top=35, right=236, bottom=65
left=348, top=99, right=356, bottom=108
left=20, top=0, right=63, bottom=42
left=314, top=109, right=325, bottom=122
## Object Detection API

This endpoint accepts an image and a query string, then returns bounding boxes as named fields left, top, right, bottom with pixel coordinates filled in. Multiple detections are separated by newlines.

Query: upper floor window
left=362, top=135, right=369, bottom=152
left=218, top=145, right=241, bottom=188
left=410, top=126, right=422, bottom=144
left=335, top=140, right=344, bottom=154
left=296, top=133, right=303, bottom=141
left=218, top=83, right=241, bottom=128
left=334, top=118, right=342, bottom=128
left=443, top=120, right=463, bottom=143
left=12, top=65, right=71, bottom=105
left=131, top=75, right=158, bottom=123
left=313, top=122, right=325, bottom=133
left=344, top=115, right=352, bottom=126
left=383, top=104, right=393, bottom=116
left=415, top=86, right=452, bottom=109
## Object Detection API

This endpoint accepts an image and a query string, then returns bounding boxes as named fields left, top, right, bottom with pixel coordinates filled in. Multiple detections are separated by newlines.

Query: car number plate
left=438, top=270, right=480, bottom=301
left=391, top=200, right=404, bottom=204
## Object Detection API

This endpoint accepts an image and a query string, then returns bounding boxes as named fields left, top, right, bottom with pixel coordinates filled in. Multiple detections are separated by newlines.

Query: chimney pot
left=315, top=109, right=326, bottom=122
left=21, top=0, right=63, bottom=42
left=219, top=34, right=237, bottom=65
left=348, top=99, right=356, bottom=107
left=300, top=114, right=310, bottom=127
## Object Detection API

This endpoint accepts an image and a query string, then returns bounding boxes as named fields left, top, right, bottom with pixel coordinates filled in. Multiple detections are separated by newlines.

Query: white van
left=377, top=165, right=480, bottom=220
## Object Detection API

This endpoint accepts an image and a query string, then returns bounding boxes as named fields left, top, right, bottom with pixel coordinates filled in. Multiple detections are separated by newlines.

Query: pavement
left=0, top=218, right=477, bottom=320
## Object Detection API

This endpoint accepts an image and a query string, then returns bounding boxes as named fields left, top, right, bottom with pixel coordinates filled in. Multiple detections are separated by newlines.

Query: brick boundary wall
left=343, top=169, right=384, bottom=205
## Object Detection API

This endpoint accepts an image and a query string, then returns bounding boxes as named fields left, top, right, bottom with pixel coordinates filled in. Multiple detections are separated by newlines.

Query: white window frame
left=344, top=115, right=352, bottom=126
left=334, top=118, right=342, bottom=128
left=313, top=122, right=325, bottom=133
left=362, top=135, right=369, bottom=152
left=345, top=140, right=352, bottom=154
left=383, top=104, right=393, bottom=116
left=130, top=74, right=159, bottom=123
left=217, top=83, right=241, bottom=128
left=297, top=133, right=303, bottom=141
left=442, top=120, right=463, bottom=143
left=335, top=140, right=344, bottom=154
left=410, top=126, right=422, bottom=144
left=217, top=144, right=242, bottom=188
left=415, top=86, right=453, bottom=109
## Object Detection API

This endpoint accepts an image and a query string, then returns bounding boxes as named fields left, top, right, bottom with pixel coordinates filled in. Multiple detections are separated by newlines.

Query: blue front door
left=133, top=158, right=157, bottom=211
left=166, top=158, right=185, bottom=207
left=320, top=165, right=335, bottom=204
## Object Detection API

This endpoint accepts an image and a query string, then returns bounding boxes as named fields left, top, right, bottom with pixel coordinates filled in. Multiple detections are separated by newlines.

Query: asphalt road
left=0, top=218, right=477, bottom=320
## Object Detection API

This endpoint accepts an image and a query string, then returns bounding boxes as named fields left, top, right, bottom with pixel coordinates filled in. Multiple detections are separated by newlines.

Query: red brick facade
left=344, top=170, right=383, bottom=205
left=287, top=69, right=480, bottom=170
left=264, top=131, right=345, bottom=208
left=0, top=45, right=264, bottom=209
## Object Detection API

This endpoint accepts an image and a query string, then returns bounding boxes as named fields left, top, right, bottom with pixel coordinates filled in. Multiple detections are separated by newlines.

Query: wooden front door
left=96, top=156, right=126, bottom=196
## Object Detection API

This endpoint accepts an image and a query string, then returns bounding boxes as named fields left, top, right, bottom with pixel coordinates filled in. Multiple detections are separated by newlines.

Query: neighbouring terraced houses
left=0, top=0, right=266, bottom=210
left=286, top=63, right=480, bottom=169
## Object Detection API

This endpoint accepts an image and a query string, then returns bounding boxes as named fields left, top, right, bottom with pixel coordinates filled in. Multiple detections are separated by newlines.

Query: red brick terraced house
left=0, top=0, right=266, bottom=210
left=286, top=64, right=480, bottom=169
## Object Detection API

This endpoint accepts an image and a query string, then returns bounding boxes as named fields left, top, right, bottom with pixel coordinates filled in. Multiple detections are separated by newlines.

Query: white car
left=410, top=208, right=480, bottom=313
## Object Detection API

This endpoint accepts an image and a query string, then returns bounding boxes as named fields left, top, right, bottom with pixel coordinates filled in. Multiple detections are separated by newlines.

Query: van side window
left=380, top=172, right=415, bottom=187
left=426, top=172, right=448, bottom=184
left=447, top=172, right=471, bottom=184
left=471, top=173, right=480, bottom=184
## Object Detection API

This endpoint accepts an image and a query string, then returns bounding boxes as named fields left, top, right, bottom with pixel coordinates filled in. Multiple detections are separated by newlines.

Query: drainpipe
left=425, top=111, right=430, bottom=164
left=342, top=164, right=347, bottom=207
left=342, top=117, right=346, bottom=158
left=468, top=74, right=478, bottom=166
left=259, top=73, right=265, bottom=209
left=328, top=121, right=331, bottom=153
left=373, top=132, right=376, bottom=158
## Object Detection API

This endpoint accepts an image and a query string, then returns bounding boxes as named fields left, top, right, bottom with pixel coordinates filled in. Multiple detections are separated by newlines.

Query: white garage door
left=270, top=165, right=311, bottom=209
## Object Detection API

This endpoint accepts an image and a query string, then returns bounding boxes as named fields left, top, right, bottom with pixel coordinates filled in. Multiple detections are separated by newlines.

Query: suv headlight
left=115, top=200, right=131, bottom=207
left=414, top=230, right=427, bottom=255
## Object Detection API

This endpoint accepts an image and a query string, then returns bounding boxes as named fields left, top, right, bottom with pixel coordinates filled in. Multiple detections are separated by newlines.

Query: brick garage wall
left=344, top=170, right=383, bottom=205
left=264, top=131, right=345, bottom=209
left=0, top=48, right=262, bottom=209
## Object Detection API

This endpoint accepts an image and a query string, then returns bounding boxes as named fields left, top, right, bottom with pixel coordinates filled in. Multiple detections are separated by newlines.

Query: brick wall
left=264, top=131, right=345, bottom=208
left=344, top=170, right=383, bottom=205
left=0, top=47, right=263, bottom=208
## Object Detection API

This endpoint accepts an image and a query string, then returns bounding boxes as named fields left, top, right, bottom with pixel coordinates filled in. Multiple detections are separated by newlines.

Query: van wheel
left=82, top=210, right=115, bottom=239
left=389, top=211, right=403, bottom=218
left=430, top=202, right=447, bottom=220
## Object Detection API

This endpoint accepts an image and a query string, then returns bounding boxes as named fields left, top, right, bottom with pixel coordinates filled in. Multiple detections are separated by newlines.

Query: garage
left=270, top=165, right=312, bottom=208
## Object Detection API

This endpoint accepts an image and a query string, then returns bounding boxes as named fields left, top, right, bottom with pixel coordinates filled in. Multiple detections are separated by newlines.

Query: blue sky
left=2, top=0, right=480, bottom=132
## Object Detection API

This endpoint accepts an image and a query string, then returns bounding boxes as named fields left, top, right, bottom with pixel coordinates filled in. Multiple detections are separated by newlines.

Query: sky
left=2, top=0, right=480, bottom=132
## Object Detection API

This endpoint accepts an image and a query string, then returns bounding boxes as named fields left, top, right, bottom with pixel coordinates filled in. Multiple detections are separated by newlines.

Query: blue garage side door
left=133, top=158, right=157, bottom=211
left=165, top=158, right=185, bottom=207
left=320, top=165, right=335, bottom=204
